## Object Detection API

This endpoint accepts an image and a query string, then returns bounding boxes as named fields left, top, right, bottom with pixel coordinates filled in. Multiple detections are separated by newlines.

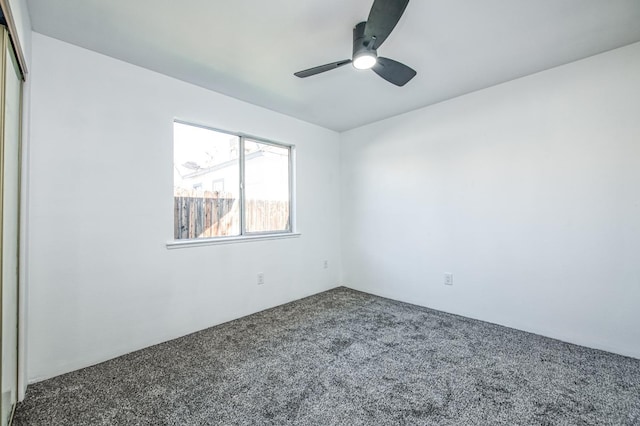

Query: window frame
left=169, top=120, right=297, bottom=248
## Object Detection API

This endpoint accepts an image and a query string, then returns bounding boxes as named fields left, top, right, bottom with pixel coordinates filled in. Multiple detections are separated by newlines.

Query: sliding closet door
left=0, top=26, right=21, bottom=426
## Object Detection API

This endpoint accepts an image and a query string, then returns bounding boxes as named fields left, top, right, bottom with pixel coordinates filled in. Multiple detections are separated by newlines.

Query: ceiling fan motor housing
left=353, top=21, right=376, bottom=60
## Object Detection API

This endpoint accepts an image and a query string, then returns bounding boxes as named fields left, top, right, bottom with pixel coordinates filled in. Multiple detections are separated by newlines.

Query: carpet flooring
left=14, top=287, right=640, bottom=425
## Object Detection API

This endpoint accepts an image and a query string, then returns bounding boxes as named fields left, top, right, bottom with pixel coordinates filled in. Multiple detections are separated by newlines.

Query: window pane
left=244, top=140, right=290, bottom=233
left=174, top=122, right=240, bottom=238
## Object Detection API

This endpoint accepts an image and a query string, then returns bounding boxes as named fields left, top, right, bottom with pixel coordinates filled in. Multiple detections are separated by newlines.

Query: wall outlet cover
left=444, top=273, right=453, bottom=286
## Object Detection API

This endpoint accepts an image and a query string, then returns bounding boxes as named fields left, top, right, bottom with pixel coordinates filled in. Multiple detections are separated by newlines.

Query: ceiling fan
left=294, top=0, right=416, bottom=86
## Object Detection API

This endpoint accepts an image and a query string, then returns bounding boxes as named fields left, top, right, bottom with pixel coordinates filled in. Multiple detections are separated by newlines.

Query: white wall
left=27, top=33, right=342, bottom=382
left=341, top=42, right=640, bottom=359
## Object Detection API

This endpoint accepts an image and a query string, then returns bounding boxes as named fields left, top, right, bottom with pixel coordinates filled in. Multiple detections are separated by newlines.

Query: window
left=211, top=178, right=225, bottom=194
left=173, top=121, right=293, bottom=240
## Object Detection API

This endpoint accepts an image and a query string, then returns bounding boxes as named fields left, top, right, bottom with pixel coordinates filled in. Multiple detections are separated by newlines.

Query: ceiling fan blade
left=364, top=0, right=409, bottom=50
left=372, top=57, right=416, bottom=86
left=294, top=60, right=352, bottom=78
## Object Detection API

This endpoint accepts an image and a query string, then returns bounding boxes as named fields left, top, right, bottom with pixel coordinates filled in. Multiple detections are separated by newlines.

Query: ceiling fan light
left=353, top=53, right=377, bottom=70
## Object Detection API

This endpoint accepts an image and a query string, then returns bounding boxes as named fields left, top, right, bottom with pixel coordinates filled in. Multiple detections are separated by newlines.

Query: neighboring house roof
left=181, top=150, right=265, bottom=179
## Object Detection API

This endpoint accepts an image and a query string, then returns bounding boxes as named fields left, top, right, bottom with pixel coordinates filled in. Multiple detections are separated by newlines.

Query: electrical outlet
left=323, top=260, right=329, bottom=269
left=444, top=273, right=453, bottom=286
left=257, top=273, right=264, bottom=285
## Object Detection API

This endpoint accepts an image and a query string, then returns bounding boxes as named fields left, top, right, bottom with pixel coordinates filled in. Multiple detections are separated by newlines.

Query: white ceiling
left=27, top=0, right=640, bottom=131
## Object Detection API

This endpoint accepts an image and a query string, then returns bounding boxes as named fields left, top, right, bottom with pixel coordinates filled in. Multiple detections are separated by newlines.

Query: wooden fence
left=174, top=190, right=289, bottom=239
left=245, top=199, right=290, bottom=233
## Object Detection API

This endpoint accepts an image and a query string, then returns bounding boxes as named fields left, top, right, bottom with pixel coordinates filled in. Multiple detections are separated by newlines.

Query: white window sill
left=166, top=232, right=301, bottom=249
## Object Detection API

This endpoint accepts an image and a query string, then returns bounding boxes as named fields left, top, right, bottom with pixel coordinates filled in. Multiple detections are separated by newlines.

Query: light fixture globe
left=353, top=52, right=377, bottom=70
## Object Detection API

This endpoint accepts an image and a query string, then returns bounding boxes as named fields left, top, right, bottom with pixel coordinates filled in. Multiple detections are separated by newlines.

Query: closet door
left=0, top=25, right=22, bottom=426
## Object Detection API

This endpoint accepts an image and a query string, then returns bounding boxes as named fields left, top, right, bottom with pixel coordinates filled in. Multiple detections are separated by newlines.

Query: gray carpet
left=14, top=287, right=640, bottom=425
